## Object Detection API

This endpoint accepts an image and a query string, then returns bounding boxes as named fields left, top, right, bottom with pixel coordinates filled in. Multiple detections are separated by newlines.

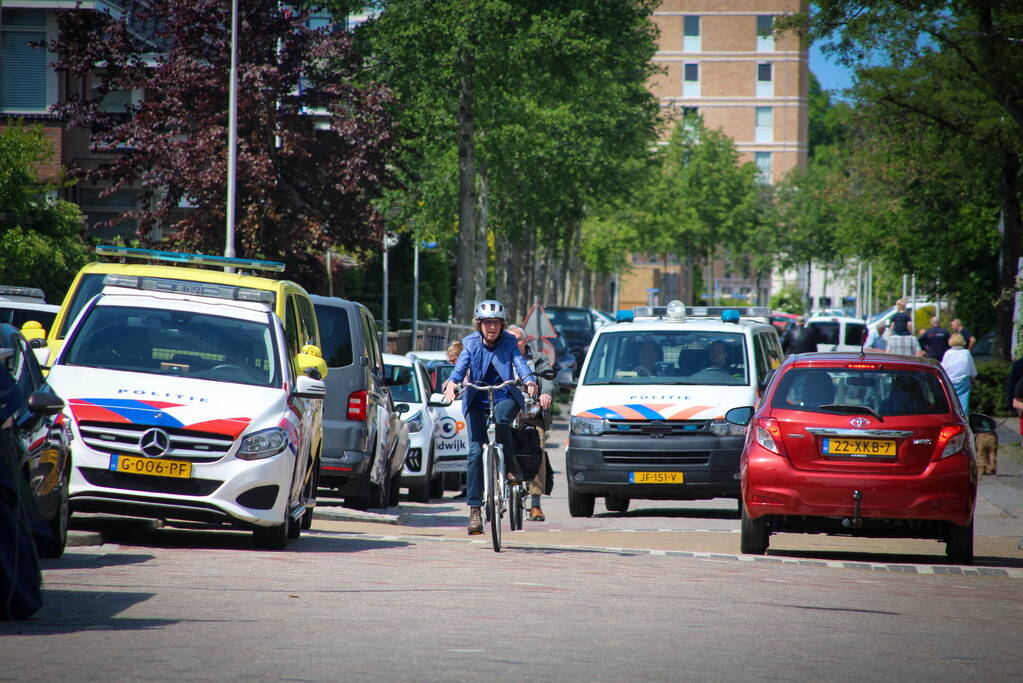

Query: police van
left=566, top=301, right=784, bottom=516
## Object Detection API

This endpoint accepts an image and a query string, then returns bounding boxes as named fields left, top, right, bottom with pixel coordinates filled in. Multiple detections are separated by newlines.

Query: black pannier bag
left=509, top=426, right=542, bottom=482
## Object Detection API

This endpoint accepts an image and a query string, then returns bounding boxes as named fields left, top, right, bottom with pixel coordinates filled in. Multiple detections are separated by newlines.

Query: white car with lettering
left=406, top=350, right=470, bottom=490
left=45, top=278, right=325, bottom=549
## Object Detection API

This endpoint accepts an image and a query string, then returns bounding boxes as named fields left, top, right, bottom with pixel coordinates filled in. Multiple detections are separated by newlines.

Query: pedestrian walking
left=787, top=317, right=819, bottom=355
left=941, top=333, right=977, bottom=412
left=919, top=317, right=951, bottom=361
left=890, top=298, right=914, bottom=336
left=948, top=319, right=976, bottom=351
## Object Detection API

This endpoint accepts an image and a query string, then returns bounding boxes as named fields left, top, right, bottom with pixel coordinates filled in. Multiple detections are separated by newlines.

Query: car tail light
left=936, top=424, right=966, bottom=459
left=347, top=390, right=368, bottom=421
left=754, top=417, right=784, bottom=455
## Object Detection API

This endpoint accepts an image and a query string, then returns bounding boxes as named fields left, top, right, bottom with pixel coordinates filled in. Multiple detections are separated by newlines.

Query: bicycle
left=459, top=377, right=522, bottom=552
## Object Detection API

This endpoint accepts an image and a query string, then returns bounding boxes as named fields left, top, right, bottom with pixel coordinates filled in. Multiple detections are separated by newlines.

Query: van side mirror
left=968, top=413, right=997, bottom=433
left=395, top=402, right=410, bottom=414
left=27, top=391, right=65, bottom=416
left=428, top=392, right=452, bottom=407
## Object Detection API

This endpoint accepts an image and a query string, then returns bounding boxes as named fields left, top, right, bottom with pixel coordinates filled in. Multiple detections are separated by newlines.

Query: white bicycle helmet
left=474, top=299, right=506, bottom=321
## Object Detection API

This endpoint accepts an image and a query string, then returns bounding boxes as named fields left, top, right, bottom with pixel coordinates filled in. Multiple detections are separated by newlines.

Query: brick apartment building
left=615, top=0, right=809, bottom=312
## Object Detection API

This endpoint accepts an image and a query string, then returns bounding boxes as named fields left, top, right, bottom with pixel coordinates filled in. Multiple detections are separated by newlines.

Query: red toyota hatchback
left=726, top=352, right=979, bottom=564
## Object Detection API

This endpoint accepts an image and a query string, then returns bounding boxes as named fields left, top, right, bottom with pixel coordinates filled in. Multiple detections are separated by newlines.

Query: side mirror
left=292, top=375, right=326, bottom=399
left=296, top=345, right=329, bottom=380
left=725, top=406, right=754, bottom=426
left=27, top=391, right=65, bottom=416
left=395, top=402, right=410, bottom=415
left=428, top=392, right=452, bottom=407
left=968, top=413, right=997, bottom=433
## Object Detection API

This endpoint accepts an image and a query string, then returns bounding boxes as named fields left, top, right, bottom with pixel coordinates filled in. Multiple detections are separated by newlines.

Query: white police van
left=45, top=274, right=326, bottom=549
left=566, top=301, right=784, bottom=516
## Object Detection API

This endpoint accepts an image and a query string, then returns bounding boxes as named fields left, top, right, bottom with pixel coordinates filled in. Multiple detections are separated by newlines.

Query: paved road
left=3, top=411, right=1020, bottom=681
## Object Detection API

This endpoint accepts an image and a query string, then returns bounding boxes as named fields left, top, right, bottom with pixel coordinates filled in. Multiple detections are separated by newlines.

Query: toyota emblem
left=849, top=416, right=869, bottom=429
left=139, top=428, right=171, bottom=457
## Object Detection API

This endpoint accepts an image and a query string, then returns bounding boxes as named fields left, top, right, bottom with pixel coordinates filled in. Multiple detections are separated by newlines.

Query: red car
left=726, top=352, right=979, bottom=564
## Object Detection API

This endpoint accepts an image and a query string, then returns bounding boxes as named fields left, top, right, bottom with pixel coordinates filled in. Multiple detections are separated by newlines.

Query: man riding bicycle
left=443, top=300, right=538, bottom=535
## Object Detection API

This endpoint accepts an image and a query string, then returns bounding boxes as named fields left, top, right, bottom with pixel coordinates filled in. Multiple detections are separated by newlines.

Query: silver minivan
left=311, top=296, right=408, bottom=510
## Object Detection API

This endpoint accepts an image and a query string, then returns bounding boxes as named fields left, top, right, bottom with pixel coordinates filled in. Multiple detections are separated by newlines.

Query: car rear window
left=0, top=306, right=56, bottom=330
left=844, top=323, right=865, bottom=346
left=771, top=367, right=951, bottom=416
left=808, top=321, right=838, bottom=345
left=313, top=303, right=354, bottom=368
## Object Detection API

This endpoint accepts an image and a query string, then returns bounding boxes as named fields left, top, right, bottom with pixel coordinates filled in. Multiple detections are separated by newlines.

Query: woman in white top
left=941, top=333, right=977, bottom=412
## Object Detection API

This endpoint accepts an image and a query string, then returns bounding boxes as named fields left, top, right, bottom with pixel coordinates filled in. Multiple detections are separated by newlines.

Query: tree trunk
left=454, top=63, right=478, bottom=325
left=475, top=158, right=489, bottom=306
left=805, top=260, right=813, bottom=314
left=994, top=151, right=1022, bottom=361
left=495, top=228, right=510, bottom=316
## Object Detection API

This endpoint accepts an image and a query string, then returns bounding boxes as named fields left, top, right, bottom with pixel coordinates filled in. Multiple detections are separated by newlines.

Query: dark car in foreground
left=1, top=323, right=69, bottom=558
left=727, top=352, right=979, bottom=563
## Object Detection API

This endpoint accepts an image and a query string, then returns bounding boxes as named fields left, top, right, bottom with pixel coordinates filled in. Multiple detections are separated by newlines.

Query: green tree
left=781, top=1, right=1023, bottom=358
left=0, top=123, right=90, bottom=300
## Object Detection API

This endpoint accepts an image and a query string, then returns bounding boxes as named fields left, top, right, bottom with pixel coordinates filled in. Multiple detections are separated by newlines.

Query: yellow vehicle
left=39, top=246, right=327, bottom=380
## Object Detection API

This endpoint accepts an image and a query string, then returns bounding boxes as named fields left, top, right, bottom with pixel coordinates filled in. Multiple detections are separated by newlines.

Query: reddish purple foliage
left=49, top=0, right=399, bottom=288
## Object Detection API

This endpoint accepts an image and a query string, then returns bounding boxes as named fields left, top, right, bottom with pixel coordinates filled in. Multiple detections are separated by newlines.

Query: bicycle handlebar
left=460, top=378, right=522, bottom=392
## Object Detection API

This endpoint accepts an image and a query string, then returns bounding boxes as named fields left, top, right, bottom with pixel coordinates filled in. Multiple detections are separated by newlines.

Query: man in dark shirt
left=788, top=318, right=820, bottom=354
left=949, top=318, right=976, bottom=351
left=918, top=317, right=951, bottom=361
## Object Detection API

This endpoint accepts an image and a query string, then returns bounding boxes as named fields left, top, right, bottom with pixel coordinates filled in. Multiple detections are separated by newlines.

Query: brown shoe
left=529, top=506, right=545, bottom=522
left=467, top=507, right=483, bottom=535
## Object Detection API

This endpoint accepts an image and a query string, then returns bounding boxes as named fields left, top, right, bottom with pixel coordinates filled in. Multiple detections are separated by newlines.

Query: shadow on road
left=595, top=506, right=740, bottom=520
left=0, top=590, right=172, bottom=635
left=764, top=548, right=1023, bottom=570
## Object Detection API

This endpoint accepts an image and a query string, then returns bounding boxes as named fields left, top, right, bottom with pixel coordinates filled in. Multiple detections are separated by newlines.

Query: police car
left=45, top=275, right=325, bottom=549
left=566, top=301, right=784, bottom=516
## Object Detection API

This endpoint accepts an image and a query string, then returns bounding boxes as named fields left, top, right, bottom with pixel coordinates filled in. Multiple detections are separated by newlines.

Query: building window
left=683, top=63, right=700, bottom=98
left=0, top=9, right=48, bottom=112
left=756, top=62, right=773, bottom=98
left=755, top=152, right=772, bottom=182
left=757, top=15, right=775, bottom=52
left=684, top=15, right=700, bottom=52
left=755, top=106, right=773, bottom=143
left=681, top=106, right=699, bottom=132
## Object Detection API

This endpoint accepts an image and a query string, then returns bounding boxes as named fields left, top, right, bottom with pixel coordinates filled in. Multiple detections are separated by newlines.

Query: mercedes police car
left=566, top=301, right=784, bottom=516
left=45, top=275, right=326, bottom=549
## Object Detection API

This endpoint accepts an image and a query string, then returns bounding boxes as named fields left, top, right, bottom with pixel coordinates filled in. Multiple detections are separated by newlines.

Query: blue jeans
left=465, top=398, right=519, bottom=508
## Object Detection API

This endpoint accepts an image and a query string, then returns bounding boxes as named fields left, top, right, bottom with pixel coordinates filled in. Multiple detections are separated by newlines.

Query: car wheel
left=41, top=463, right=70, bottom=559
left=604, top=494, right=630, bottom=514
left=567, top=480, right=594, bottom=518
left=287, top=509, right=301, bottom=540
left=253, top=522, right=287, bottom=550
left=740, top=503, right=769, bottom=555
left=387, top=471, right=402, bottom=507
left=946, top=520, right=974, bottom=565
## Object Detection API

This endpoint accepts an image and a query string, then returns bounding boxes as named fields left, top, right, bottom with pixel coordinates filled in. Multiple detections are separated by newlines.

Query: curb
left=66, top=530, right=104, bottom=548
left=313, top=507, right=404, bottom=525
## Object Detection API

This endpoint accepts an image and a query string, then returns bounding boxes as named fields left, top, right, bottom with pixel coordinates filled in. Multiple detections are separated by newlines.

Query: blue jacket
left=449, top=330, right=536, bottom=412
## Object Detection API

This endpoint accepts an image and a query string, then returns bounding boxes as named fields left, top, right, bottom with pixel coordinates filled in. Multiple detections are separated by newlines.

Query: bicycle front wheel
left=510, top=484, right=523, bottom=531
left=487, top=445, right=502, bottom=552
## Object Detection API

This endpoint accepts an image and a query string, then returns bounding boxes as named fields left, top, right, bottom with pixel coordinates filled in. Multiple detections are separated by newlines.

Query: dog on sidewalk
left=975, top=430, right=998, bottom=476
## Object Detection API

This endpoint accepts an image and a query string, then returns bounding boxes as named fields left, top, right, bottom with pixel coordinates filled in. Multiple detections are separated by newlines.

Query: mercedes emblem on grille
left=849, top=416, right=869, bottom=429
left=139, top=428, right=171, bottom=457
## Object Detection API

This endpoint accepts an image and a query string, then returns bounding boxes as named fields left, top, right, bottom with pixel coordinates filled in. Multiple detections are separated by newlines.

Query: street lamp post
left=412, top=240, right=438, bottom=352
left=381, top=231, right=399, bottom=351
left=225, top=0, right=239, bottom=266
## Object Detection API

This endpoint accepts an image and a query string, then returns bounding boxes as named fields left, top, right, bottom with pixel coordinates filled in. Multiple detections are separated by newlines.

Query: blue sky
left=809, top=43, right=855, bottom=93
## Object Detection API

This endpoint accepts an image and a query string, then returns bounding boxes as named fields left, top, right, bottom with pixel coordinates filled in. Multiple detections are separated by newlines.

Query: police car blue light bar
left=102, top=274, right=276, bottom=304
left=96, top=245, right=286, bottom=273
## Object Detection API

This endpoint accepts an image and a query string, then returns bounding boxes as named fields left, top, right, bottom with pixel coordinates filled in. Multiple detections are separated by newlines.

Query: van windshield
left=62, top=304, right=280, bottom=387
left=583, top=330, right=748, bottom=386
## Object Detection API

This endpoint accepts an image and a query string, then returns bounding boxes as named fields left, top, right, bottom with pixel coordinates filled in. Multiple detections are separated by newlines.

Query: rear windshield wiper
left=818, top=404, right=884, bottom=422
